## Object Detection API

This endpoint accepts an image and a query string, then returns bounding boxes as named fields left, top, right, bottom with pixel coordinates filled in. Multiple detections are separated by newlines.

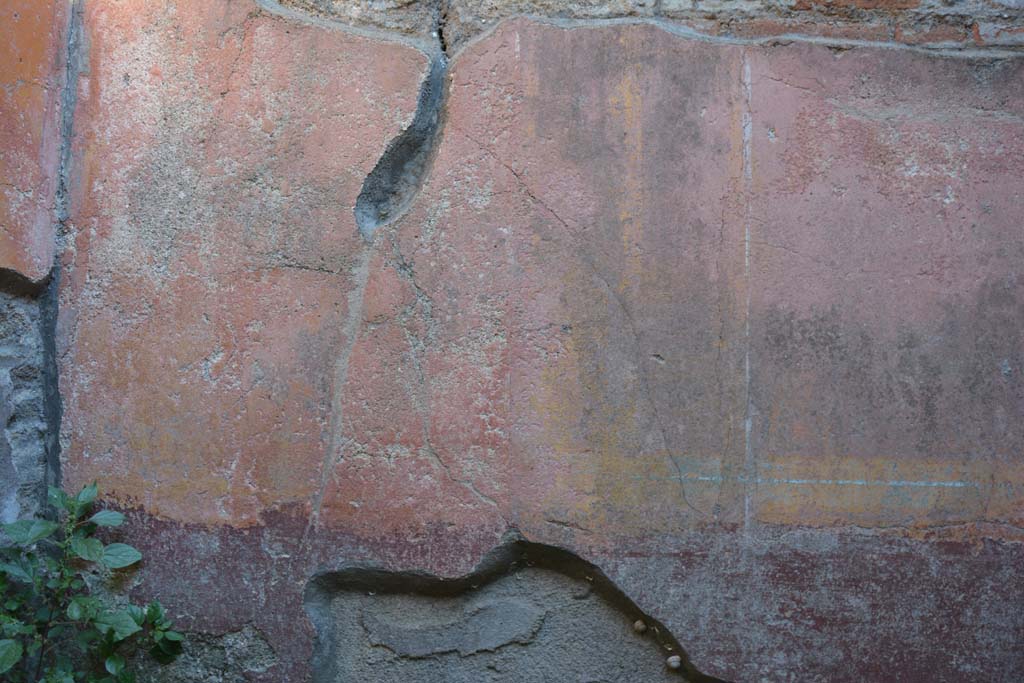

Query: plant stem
left=34, top=508, right=73, bottom=681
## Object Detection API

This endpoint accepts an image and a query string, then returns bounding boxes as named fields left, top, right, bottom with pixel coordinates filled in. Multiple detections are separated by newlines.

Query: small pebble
left=633, top=619, right=647, bottom=633
left=666, top=655, right=682, bottom=670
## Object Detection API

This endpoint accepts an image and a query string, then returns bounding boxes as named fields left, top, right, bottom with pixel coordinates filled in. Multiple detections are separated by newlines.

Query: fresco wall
left=2, top=0, right=1023, bottom=680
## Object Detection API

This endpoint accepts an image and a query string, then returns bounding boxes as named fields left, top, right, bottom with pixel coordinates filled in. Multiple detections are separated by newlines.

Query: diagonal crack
left=451, top=123, right=704, bottom=516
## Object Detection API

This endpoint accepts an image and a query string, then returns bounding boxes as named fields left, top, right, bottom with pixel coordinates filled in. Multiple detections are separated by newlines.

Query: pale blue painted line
left=635, top=474, right=980, bottom=489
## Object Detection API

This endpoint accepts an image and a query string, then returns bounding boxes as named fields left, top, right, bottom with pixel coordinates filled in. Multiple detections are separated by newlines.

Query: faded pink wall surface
left=0, top=0, right=66, bottom=281
left=3, top=0, right=1020, bottom=680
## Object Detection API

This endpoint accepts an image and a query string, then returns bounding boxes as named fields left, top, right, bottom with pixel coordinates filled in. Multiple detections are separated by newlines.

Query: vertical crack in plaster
left=306, top=247, right=374, bottom=541
left=43, top=0, right=86, bottom=496
left=740, top=52, right=754, bottom=545
left=710, top=206, right=733, bottom=519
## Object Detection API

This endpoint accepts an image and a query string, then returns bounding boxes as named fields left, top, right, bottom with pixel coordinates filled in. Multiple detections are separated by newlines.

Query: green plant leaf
left=76, top=482, right=99, bottom=506
left=126, top=604, right=145, bottom=626
left=2, top=485, right=182, bottom=678
left=3, top=519, right=59, bottom=545
left=101, top=544, right=142, bottom=569
left=88, top=511, right=125, bottom=527
left=47, top=486, right=69, bottom=511
left=105, top=653, right=125, bottom=674
left=71, top=536, right=104, bottom=562
left=0, top=638, right=23, bottom=674
left=0, top=560, right=31, bottom=583
left=66, top=596, right=99, bottom=623
left=157, top=636, right=183, bottom=653
left=95, top=610, right=142, bottom=642
left=76, top=627, right=100, bottom=648
left=145, top=602, right=166, bottom=624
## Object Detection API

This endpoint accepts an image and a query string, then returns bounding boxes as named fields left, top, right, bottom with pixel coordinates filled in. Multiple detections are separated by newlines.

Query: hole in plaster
left=304, top=534, right=729, bottom=682
left=354, top=55, right=447, bottom=240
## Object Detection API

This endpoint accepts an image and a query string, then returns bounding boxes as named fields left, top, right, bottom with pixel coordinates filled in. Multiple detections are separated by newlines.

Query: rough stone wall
left=2, top=0, right=1023, bottom=681
left=282, top=0, right=1024, bottom=49
left=0, top=287, right=52, bottom=523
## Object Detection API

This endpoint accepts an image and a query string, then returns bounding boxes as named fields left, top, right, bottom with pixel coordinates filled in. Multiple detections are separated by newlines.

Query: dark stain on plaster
left=305, top=533, right=729, bottom=682
left=757, top=272, right=1024, bottom=459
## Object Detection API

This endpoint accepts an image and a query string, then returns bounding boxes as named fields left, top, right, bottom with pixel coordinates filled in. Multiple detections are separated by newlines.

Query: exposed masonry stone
left=278, top=0, right=1024, bottom=49
left=305, top=539, right=719, bottom=683
left=281, top=0, right=441, bottom=38
left=0, top=288, right=49, bottom=525
left=135, top=625, right=278, bottom=683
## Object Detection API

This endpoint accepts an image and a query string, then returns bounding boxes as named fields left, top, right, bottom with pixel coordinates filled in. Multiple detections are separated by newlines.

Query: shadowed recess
left=354, top=54, right=447, bottom=239
left=304, top=534, right=729, bottom=682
